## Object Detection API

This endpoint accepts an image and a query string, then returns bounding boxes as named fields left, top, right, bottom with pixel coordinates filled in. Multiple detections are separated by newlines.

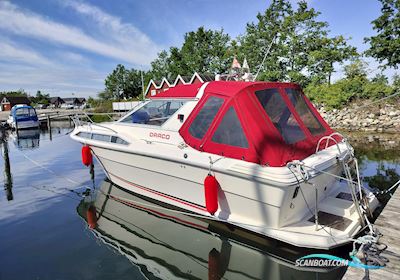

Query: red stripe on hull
left=108, top=172, right=208, bottom=212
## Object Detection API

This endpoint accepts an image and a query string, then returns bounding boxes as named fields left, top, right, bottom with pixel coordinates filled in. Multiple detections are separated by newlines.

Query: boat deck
left=343, top=186, right=400, bottom=279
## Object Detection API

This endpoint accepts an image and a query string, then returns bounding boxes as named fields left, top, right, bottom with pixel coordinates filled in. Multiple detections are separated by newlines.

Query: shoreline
left=317, top=103, right=400, bottom=133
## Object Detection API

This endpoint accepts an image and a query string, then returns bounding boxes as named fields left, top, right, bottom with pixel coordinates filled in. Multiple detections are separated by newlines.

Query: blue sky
left=0, top=0, right=397, bottom=98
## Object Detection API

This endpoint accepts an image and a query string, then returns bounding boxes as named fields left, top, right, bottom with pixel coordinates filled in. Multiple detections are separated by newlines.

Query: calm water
left=0, top=125, right=399, bottom=280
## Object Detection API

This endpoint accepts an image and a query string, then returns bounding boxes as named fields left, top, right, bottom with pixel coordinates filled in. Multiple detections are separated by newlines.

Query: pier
left=0, top=109, right=124, bottom=129
left=343, top=187, right=400, bottom=280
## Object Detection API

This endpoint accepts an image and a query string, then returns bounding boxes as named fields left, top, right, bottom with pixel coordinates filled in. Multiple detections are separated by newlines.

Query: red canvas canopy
left=165, top=81, right=337, bottom=167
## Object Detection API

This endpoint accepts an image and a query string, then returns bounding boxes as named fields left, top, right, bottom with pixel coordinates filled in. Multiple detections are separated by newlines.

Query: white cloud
left=0, top=40, right=52, bottom=66
left=0, top=1, right=159, bottom=66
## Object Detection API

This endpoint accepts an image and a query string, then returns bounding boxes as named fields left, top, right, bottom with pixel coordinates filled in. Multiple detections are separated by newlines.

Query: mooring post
left=315, top=188, right=319, bottom=231
left=47, top=115, right=52, bottom=141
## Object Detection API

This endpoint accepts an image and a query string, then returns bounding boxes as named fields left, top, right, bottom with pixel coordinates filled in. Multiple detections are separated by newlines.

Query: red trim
left=109, top=195, right=208, bottom=231
left=108, top=172, right=207, bottom=212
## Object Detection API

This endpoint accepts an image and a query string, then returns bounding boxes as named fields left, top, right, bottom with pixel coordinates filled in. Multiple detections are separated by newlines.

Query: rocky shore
left=317, top=103, right=400, bottom=133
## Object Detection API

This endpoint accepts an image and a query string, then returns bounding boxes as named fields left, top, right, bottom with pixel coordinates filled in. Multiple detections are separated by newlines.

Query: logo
left=295, top=254, right=384, bottom=270
left=149, top=132, right=170, bottom=140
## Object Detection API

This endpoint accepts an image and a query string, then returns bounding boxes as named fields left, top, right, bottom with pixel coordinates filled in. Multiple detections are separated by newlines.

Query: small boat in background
left=7, top=104, right=39, bottom=130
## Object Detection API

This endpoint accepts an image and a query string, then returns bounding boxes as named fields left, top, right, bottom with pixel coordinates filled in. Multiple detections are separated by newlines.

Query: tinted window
left=189, top=96, right=224, bottom=139
left=111, top=136, right=129, bottom=145
left=212, top=107, right=248, bottom=148
left=255, top=88, right=306, bottom=144
left=121, top=100, right=186, bottom=126
left=91, top=133, right=111, bottom=142
left=77, top=132, right=91, bottom=139
left=286, top=89, right=326, bottom=136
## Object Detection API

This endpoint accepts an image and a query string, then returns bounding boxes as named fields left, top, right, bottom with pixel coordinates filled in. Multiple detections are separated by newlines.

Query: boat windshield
left=120, top=100, right=186, bottom=126
left=15, top=108, right=36, bottom=117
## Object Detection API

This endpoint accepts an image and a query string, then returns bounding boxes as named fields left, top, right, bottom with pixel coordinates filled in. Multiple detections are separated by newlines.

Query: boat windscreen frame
left=117, top=99, right=189, bottom=127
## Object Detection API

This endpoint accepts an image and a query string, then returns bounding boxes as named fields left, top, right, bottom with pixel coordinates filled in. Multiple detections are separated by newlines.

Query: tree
left=365, top=0, right=400, bottom=68
left=238, top=0, right=292, bottom=82
left=102, top=64, right=146, bottom=100
left=32, top=90, right=50, bottom=105
left=149, top=27, right=232, bottom=80
left=238, top=0, right=356, bottom=85
left=343, top=59, right=368, bottom=80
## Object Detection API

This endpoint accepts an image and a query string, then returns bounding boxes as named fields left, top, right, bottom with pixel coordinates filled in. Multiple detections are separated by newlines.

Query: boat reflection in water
left=77, top=180, right=348, bottom=280
left=10, top=128, right=40, bottom=150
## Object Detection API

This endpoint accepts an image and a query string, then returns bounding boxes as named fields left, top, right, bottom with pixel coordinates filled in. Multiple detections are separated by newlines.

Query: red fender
left=204, top=175, right=219, bottom=215
left=81, top=145, right=92, bottom=166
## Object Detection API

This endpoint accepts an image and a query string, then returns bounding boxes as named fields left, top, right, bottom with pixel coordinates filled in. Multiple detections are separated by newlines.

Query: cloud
left=0, top=40, right=52, bottom=66
left=0, top=40, right=105, bottom=97
left=0, top=1, right=159, bottom=66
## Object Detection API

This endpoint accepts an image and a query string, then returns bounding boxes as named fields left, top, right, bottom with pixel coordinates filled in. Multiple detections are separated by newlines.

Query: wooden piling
left=47, top=115, right=52, bottom=140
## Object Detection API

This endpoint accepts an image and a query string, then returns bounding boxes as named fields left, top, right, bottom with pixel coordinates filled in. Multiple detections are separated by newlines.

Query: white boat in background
left=77, top=180, right=347, bottom=279
left=7, top=104, right=39, bottom=130
left=71, top=81, right=380, bottom=249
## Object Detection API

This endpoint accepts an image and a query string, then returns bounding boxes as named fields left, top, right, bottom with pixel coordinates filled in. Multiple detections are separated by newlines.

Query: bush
left=304, top=77, right=395, bottom=109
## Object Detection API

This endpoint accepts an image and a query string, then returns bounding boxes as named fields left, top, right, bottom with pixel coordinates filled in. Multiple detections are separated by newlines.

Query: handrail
left=316, top=135, right=342, bottom=154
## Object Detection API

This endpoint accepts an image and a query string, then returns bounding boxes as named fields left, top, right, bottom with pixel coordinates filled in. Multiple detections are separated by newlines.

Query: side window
left=286, top=89, right=326, bottom=136
left=189, top=96, right=224, bottom=139
left=255, top=88, right=306, bottom=144
left=212, top=107, right=248, bottom=148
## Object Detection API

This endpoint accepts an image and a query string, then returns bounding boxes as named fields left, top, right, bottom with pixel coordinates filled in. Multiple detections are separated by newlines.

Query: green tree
left=103, top=64, right=146, bottom=100
left=239, top=0, right=356, bottom=86
left=149, top=27, right=231, bottom=80
left=365, top=0, right=400, bottom=68
left=150, top=50, right=170, bottom=81
left=32, top=90, right=50, bottom=105
left=343, top=59, right=368, bottom=79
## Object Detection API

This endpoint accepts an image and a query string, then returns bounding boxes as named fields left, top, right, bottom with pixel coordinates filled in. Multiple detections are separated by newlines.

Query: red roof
left=149, top=81, right=299, bottom=99
left=149, top=83, right=203, bottom=99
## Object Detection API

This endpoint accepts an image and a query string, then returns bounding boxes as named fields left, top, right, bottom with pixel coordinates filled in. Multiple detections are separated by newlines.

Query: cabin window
left=111, top=136, right=129, bottom=145
left=91, top=133, right=111, bottom=142
left=76, top=132, right=91, bottom=139
left=255, top=88, right=306, bottom=144
left=285, top=89, right=326, bottom=136
left=121, top=100, right=186, bottom=126
left=77, top=132, right=129, bottom=145
left=189, top=96, right=224, bottom=139
left=212, top=107, right=248, bottom=148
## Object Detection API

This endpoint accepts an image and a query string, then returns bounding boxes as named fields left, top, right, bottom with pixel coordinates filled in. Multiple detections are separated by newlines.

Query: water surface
left=0, top=125, right=399, bottom=280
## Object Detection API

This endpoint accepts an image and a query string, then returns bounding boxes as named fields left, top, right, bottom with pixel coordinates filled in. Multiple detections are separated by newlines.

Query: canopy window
left=255, top=88, right=306, bottom=144
left=285, top=88, right=326, bottom=136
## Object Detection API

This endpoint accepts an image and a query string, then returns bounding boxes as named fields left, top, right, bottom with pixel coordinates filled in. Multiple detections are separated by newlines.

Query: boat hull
left=10, top=120, right=39, bottom=130
left=90, top=145, right=373, bottom=250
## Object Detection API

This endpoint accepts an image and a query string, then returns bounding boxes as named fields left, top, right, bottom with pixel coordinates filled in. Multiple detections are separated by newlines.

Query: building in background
left=144, top=72, right=214, bottom=98
left=61, top=97, right=86, bottom=109
left=49, top=97, right=65, bottom=108
left=1, top=96, right=31, bottom=111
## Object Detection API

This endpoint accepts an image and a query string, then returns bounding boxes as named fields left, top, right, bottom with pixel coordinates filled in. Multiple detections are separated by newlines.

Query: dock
left=343, top=187, right=400, bottom=279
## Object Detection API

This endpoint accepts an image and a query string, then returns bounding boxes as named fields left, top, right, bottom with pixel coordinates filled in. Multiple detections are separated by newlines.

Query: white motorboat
left=7, top=104, right=39, bottom=130
left=71, top=81, right=380, bottom=249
